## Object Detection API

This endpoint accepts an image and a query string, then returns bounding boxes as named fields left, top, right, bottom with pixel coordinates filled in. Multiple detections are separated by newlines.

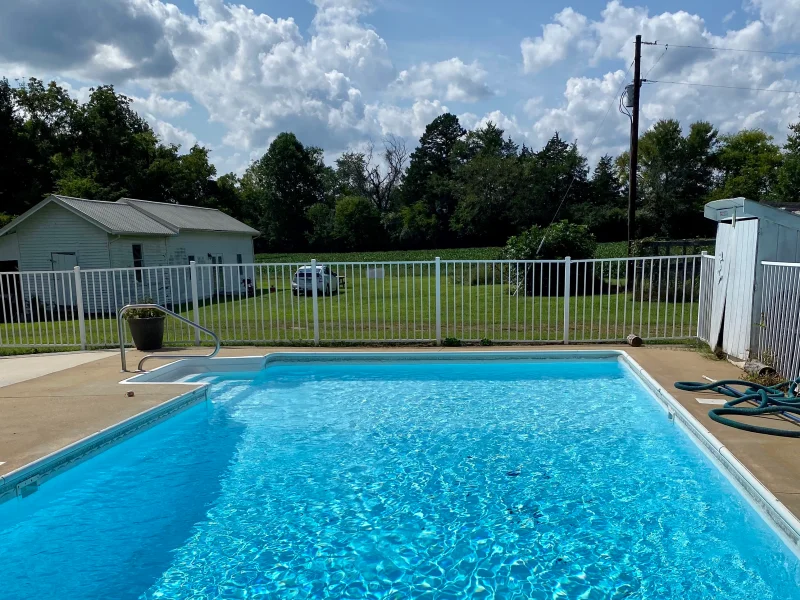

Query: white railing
left=757, top=262, right=800, bottom=378
left=697, top=252, right=716, bottom=345
left=0, top=255, right=706, bottom=350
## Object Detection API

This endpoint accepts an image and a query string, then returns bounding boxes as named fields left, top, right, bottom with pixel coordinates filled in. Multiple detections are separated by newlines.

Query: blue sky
left=1, top=0, right=799, bottom=175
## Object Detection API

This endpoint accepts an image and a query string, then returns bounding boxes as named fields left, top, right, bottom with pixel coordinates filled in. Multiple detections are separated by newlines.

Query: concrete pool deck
left=1, top=345, right=799, bottom=518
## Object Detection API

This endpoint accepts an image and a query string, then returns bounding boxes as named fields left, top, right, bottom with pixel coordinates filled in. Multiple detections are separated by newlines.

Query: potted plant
left=124, top=300, right=165, bottom=351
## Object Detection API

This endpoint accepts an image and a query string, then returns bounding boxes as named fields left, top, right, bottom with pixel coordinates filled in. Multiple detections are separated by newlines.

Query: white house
left=0, top=195, right=259, bottom=317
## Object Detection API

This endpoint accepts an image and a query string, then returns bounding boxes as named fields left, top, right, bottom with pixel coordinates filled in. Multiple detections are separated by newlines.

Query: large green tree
left=712, top=129, right=781, bottom=201
left=450, top=122, right=522, bottom=245
left=401, top=113, right=466, bottom=245
left=242, top=132, right=323, bottom=251
left=775, top=117, right=800, bottom=203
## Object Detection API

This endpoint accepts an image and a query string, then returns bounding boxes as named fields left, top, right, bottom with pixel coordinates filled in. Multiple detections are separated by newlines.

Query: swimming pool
left=2, top=355, right=800, bottom=598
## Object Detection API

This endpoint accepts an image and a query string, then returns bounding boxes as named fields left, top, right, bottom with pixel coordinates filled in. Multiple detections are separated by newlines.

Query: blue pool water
left=1, top=359, right=799, bottom=599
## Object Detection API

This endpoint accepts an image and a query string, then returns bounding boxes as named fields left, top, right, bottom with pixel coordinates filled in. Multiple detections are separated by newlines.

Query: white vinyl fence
left=757, top=262, right=800, bottom=378
left=0, top=256, right=707, bottom=350
left=696, top=251, right=717, bottom=346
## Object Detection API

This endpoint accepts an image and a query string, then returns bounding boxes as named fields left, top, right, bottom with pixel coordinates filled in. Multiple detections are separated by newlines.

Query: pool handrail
left=117, top=303, right=220, bottom=372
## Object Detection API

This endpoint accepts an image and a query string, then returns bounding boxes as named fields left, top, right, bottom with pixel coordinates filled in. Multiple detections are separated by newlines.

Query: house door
left=50, top=253, right=79, bottom=313
left=707, top=219, right=759, bottom=358
left=210, top=254, right=224, bottom=294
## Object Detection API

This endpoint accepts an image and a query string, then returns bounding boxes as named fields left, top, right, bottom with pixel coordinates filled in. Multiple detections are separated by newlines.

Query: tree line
left=3, top=77, right=800, bottom=252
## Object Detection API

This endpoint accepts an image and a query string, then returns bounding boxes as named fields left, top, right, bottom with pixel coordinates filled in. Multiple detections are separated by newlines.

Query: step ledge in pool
left=122, top=349, right=623, bottom=384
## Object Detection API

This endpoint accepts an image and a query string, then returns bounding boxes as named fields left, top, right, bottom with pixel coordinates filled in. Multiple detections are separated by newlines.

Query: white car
left=292, top=265, right=339, bottom=296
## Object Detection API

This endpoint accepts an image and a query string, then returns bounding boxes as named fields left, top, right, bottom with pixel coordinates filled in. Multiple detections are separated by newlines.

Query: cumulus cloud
left=521, top=8, right=590, bottom=73
left=0, top=0, right=176, bottom=82
left=366, top=99, right=449, bottom=138
left=2, top=0, right=800, bottom=173
left=131, top=93, right=191, bottom=118
left=391, top=58, right=492, bottom=103
left=149, top=117, right=198, bottom=149
left=522, top=0, right=800, bottom=164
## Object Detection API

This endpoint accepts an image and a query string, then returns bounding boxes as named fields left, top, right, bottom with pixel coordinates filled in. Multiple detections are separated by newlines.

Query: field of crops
left=255, top=240, right=713, bottom=263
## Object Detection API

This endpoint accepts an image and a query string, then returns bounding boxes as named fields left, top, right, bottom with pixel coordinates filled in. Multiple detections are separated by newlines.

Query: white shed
left=0, top=195, right=259, bottom=314
left=704, top=197, right=800, bottom=359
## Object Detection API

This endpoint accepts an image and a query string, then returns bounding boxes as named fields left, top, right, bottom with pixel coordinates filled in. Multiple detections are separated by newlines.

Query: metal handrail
left=117, top=303, right=220, bottom=372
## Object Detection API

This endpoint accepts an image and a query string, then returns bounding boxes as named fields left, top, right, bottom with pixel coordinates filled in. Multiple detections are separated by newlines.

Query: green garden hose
left=674, top=378, right=800, bottom=438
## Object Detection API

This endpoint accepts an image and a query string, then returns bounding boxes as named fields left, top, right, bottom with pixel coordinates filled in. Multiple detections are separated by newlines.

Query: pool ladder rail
left=117, top=303, right=220, bottom=372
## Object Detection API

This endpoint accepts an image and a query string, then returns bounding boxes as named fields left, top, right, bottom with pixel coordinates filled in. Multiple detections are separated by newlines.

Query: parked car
left=292, top=265, right=339, bottom=296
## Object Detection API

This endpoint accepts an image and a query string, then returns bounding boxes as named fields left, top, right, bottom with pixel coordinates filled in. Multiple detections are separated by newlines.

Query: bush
left=501, top=220, right=597, bottom=261
left=442, top=337, right=462, bottom=347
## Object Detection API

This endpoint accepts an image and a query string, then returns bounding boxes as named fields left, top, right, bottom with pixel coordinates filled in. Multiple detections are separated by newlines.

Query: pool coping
left=0, top=385, right=208, bottom=505
left=3, top=349, right=800, bottom=555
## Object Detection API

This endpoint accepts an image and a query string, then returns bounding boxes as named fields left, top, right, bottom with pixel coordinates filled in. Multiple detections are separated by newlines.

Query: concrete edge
left=619, top=351, right=800, bottom=554
left=0, top=385, right=209, bottom=505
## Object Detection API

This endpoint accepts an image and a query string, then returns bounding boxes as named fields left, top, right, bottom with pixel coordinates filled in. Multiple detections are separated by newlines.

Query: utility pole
left=627, top=34, right=642, bottom=257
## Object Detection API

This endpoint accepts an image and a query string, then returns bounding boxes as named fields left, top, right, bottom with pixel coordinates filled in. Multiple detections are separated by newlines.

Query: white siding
left=108, top=236, right=169, bottom=268
left=15, top=202, right=110, bottom=271
left=708, top=223, right=733, bottom=349
left=722, top=219, right=758, bottom=359
left=0, top=232, right=20, bottom=263
left=166, top=232, right=254, bottom=266
left=166, top=232, right=255, bottom=299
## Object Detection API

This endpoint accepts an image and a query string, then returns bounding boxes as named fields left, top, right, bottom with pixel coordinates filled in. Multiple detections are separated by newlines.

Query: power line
left=649, top=41, right=800, bottom=58
left=536, top=60, right=635, bottom=255
left=646, top=79, right=800, bottom=95
left=643, top=44, right=668, bottom=80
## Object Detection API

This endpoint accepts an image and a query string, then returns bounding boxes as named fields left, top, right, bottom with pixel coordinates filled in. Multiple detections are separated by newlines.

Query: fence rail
left=757, top=262, right=800, bottom=378
left=0, top=255, right=707, bottom=350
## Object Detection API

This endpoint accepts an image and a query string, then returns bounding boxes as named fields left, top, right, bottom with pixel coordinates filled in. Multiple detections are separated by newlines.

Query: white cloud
left=723, top=10, right=736, bottom=23
left=131, top=93, right=191, bottom=118
left=390, top=58, right=492, bottom=103
left=521, top=8, right=590, bottom=73
left=522, top=0, right=800, bottom=164
left=148, top=116, right=198, bottom=148
left=366, top=99, right=448, bottom=138
left=3, top=0, right=800, bottom=174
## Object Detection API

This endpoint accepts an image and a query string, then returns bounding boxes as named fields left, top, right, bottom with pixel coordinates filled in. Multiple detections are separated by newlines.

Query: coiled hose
left=674, top=378, right=800, bottom=438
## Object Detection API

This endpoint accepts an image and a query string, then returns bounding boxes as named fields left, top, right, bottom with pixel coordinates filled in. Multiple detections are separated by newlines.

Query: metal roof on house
left=118, top=198, right=259, bottom=234
left=0, top=195, right=259, bottom=238
left=55, top=196, right=177, bottom=235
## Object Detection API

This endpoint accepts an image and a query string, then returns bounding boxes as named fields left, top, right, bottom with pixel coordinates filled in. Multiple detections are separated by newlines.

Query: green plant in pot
left=124, top=300, right=165, bottom=351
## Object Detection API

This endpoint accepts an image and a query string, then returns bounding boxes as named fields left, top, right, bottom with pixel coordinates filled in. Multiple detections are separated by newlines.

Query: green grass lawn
left=0, top=262, right=701, bottom=349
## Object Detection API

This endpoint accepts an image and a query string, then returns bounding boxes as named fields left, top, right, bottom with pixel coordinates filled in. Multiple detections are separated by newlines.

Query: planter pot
left=127, top=316, right=165, bottom=351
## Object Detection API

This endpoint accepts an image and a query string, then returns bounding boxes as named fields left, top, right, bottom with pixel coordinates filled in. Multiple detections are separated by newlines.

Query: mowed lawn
left=1, top=263, right=702, bottom=349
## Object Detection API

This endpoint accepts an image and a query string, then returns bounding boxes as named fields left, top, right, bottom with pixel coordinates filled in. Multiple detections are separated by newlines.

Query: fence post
left=73, top=266, right=86, bottom=350
left=311, top=258, right=320, bottom=346
left=563, top=257, right=571, bottom=344
left=435, top=257, right=442, bottom=345
left=190, top=261, right=200, bottom=345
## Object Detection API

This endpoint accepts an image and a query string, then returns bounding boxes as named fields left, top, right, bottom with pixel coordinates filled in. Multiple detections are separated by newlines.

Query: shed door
left=51, top=252, right=78, bottom=271
left=708, top=219, right=759, bottom=359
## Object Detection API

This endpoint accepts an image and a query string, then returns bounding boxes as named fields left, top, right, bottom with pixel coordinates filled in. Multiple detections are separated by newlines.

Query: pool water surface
left=1, top=358, right=799, bottom=599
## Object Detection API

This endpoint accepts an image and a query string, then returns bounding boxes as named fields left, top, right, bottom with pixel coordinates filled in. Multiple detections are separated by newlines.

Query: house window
left=188, top=255, right=195, bottom=279
left=237, top=253, right=243, bottom=277
left=132, top=244, right=144, bottom=282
